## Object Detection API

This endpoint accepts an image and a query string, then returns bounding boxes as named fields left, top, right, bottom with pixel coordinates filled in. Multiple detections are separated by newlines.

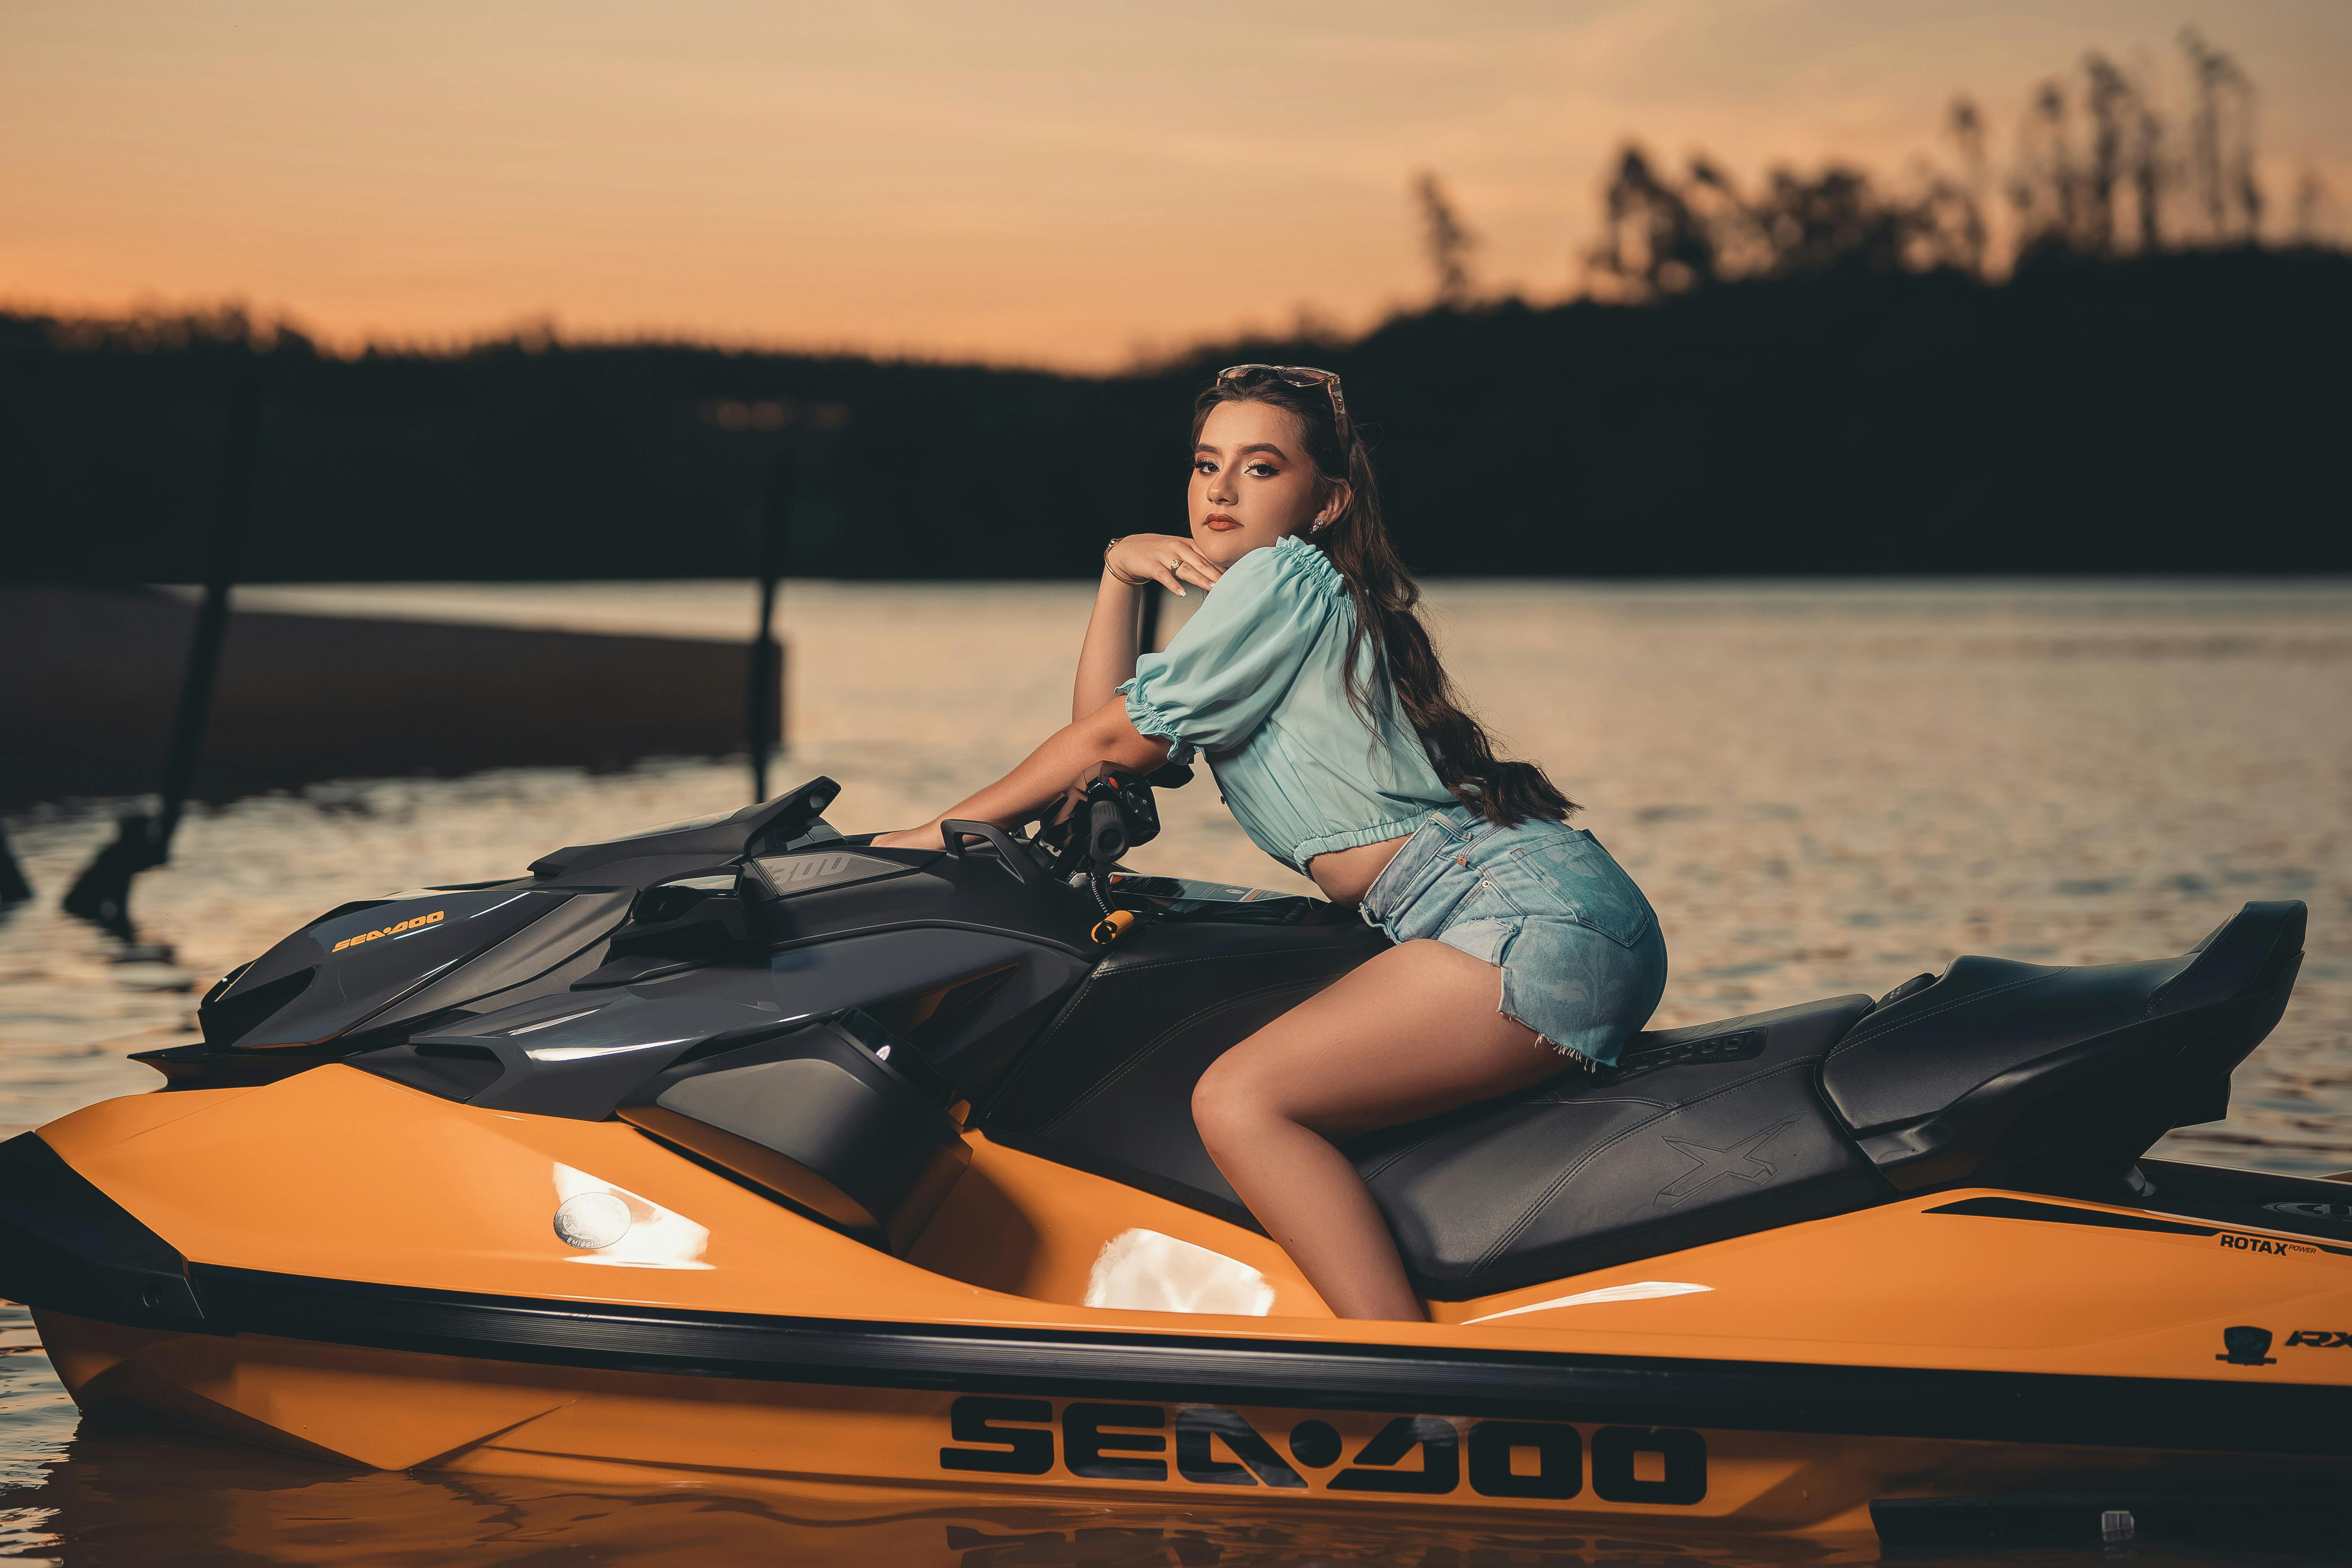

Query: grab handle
left=940, top=820, right=1044, bottom=887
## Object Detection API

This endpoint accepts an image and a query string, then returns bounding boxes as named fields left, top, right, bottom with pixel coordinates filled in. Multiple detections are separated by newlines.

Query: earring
left=1309, top=517, right=1330, bottom=534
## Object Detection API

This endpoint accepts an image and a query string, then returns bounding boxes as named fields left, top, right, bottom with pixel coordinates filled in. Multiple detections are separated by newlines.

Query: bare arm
left=871, top=695, right=1171, bottom=851
left=1073, top=570, right=1149, bottom=722
left=1074, top=534, right=1226, bottom=720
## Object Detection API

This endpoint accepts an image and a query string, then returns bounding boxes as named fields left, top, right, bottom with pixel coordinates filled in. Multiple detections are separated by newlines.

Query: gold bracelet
left=1103, top=537, right=1147, bottom=587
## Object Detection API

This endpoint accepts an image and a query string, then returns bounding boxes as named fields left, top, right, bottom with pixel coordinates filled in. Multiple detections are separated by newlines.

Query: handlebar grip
left=1088, top=798, right=1128, bottom=867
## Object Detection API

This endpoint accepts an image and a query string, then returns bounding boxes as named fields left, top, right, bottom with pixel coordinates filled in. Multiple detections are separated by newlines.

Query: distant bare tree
left=1945, top=97, right=1991, bottom=270
left=2009, top=80, right=2082, bottom=259
left=1412, top=172, right=1480, bottom=305
left=1682, top=156, right=1766, bottom=275
left=2181, top=28, right=2262, bottom=241
left=2080, top=54, right=2131, bottom=253
left=2130, top=71, right=2167, bottom=253
left=1586, top=147, right=1718, bottom=296
left=1949, top=96, right=1987, bottom=178
left=2023, top=54, right=2167, bottom=257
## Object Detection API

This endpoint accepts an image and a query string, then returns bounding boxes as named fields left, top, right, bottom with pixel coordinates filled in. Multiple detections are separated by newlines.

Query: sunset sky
left=7, top=1, right=2348, bottom=369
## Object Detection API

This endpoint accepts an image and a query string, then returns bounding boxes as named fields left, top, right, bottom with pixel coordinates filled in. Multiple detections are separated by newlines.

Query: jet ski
left=4, top=772, right=2345, bottom=1545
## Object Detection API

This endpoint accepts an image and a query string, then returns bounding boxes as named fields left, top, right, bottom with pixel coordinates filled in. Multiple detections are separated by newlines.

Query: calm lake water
left=4, top=578, right=2348, bottom=1564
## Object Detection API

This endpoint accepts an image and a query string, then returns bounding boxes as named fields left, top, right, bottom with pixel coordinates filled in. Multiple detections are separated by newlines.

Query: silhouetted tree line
left=1577, top=28, right=2318, bottom=298
left=3, top=34, right=2344, bottom=583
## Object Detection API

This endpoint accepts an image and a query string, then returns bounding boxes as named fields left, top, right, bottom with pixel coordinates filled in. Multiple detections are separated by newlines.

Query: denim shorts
left=1359, top=804, right=1668, bottom=1068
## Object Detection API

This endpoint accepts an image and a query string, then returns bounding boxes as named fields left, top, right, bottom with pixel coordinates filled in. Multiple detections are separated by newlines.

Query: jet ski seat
left=1353, top=995, right=1885, bottom=1296
left=978, top=922, right=1890, bottom=1299
left=1818, top=900, right=2306, bottom=1192
left=979, top=900, right=2304, bottom=1299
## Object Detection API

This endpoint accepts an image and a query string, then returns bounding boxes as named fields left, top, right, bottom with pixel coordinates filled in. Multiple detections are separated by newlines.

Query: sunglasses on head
left=1215, top=363, right=1348, bottom=429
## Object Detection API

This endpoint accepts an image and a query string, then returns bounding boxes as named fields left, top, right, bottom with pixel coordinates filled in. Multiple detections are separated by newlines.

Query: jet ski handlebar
left=1032, top=761, right=1187, bottom=882
left=943, top=762, right=1193, bottom=944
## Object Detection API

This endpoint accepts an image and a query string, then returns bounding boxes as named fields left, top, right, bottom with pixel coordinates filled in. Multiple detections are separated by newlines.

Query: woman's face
left=1187, top=399, right=1342, bottom=568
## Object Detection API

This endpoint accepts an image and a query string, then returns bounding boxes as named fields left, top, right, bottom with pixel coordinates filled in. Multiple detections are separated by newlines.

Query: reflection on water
left=3, top=579, right=2349, bottom=1564
left=2, top=1414, right=2328, bottom=1568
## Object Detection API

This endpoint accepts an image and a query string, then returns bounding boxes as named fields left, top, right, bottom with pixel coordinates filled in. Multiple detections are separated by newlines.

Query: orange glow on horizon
left=5, top=1, right=2348, bottom=370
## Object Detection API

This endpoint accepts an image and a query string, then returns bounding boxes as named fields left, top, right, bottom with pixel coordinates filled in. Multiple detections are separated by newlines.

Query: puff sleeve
left=1118, top=540, right=1344, bottom=762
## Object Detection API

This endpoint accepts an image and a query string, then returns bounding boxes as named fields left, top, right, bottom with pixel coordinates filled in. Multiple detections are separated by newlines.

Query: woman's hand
left=1108, top=533, right=1223, bottom=598
left=870, top=824, right=944, bottom=851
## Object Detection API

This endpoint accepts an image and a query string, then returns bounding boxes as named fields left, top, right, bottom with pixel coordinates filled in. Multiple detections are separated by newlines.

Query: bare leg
left=1191, top=939, right=1571, bottom=1321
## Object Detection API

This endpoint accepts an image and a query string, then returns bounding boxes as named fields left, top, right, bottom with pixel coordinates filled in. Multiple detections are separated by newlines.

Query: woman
left=874, top=366, right=1667, bottom=1320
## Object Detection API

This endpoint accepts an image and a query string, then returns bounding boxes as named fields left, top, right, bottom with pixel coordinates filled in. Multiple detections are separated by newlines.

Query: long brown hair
left=1189, top=377, right=1575, bottom=827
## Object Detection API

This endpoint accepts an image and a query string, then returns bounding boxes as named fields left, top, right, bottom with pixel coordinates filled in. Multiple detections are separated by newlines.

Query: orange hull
left=38, top=1305, right=2345, bottom=1537
left=18, top=1068, right=2352, bottom=1536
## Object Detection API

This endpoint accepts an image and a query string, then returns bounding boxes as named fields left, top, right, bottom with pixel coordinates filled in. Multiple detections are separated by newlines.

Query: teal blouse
left=1120, top=535, right=1454, bottom=873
